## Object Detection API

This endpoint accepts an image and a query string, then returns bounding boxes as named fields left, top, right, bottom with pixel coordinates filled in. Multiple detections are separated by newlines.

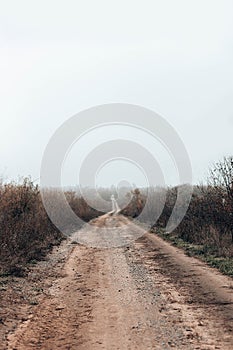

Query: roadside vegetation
left=121, top=157, right=233, bottom=276
left=154, top=229, right=233, bottom=277
left=0, top=179, right=102, bottom=276
left=1, top=156, right=233, bottom=277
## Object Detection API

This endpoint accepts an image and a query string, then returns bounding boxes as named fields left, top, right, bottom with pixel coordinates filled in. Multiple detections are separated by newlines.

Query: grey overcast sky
left=1, top=0, right=233, bottom=187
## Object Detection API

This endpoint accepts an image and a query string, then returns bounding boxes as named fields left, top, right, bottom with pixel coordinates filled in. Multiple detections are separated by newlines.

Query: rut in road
left=7, top=214, right=233, bottom=350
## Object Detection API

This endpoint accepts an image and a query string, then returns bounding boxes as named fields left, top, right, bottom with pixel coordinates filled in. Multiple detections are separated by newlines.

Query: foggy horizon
left=1, top=1, right=233, bottom=187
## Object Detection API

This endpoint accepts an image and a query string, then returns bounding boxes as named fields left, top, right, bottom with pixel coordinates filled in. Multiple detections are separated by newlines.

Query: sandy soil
left=1, top=214, right=233, bottom=349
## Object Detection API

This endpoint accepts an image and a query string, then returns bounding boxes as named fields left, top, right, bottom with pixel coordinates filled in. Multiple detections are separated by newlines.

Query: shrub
left=0, top=178, right=63, bottom=274
left=0, top=180, right=105, bottom=274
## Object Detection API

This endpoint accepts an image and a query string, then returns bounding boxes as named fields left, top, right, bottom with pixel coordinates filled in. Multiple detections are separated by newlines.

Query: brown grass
left=0, top=179, right=103, bottom=275
left=155, top=185, right=233, bottom=258
left=0, top=179, right=63, bottom=275
left=119, top=185, right=233, bottom=259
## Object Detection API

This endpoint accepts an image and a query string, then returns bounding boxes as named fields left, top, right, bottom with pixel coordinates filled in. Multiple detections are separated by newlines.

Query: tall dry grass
left=0, top=179, right=64, bottom=275
left=0, top=179, right=103, bottom=275
left=120, top=185, right=233, bottom=258
left=1, top=175, right=232, bottom=275
left=154, top=185, right=233, bottom=258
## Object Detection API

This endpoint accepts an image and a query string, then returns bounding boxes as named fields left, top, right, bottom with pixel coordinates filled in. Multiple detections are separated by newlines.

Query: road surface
left=4, top=214, right=233, bottom=349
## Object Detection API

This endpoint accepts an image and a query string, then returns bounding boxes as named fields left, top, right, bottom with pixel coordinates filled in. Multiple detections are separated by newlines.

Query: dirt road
left=3, top=215, right=233, bottom=349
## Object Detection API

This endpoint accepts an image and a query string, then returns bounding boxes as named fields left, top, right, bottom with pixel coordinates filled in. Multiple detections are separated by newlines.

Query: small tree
left=208, top=156, right=233, bottom=199
left=208, top=156, right=233, bottom=242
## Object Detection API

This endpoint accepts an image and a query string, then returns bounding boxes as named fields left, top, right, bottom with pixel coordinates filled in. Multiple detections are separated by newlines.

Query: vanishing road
left=5, top=214, right=233, bottom=349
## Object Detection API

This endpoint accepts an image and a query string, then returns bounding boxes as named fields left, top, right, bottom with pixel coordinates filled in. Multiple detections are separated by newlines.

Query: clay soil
left=1, top=215, right=233, bottom=349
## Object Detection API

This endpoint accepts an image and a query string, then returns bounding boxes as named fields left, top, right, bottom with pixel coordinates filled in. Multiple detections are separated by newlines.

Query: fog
left=1, top=0, right=233, bottom=187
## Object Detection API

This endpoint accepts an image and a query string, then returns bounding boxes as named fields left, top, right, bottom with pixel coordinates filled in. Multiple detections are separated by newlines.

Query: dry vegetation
left=0, top=179, right=103, bottom=275
left=155, top=185, right=233, bottom=256
left=163, top=158, right=233, bottom=257
left=0, top=179, right=62, bottom=275
left=1, top=156, right=233, bottom=276
left=120, top=157, right=233, bottom=275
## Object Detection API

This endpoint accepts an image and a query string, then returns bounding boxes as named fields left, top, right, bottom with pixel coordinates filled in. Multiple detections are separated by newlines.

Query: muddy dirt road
left=3, top=215, right=233, bottom=349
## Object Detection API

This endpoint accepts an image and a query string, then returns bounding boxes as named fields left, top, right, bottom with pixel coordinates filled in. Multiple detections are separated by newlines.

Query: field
left=0, top=171, right=233, bottom=349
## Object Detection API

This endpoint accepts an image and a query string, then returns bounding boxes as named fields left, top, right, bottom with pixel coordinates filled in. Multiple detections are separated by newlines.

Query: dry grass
left=155, top=185, right=233, bottom=259
left=0, top=179, right=63, bottom=275
left=0, top=179, right=103, bottom=275
left=120, top=185, right=233, bottom=259
left=1, top=178, right=232, bottom=276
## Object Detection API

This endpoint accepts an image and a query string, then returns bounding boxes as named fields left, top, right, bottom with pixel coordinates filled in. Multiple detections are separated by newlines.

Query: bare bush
left=0, top=178, right=63, bottom=274
left=155, top=184, right=233, bottom=258
left=0, top=180, right=103, bottom=274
